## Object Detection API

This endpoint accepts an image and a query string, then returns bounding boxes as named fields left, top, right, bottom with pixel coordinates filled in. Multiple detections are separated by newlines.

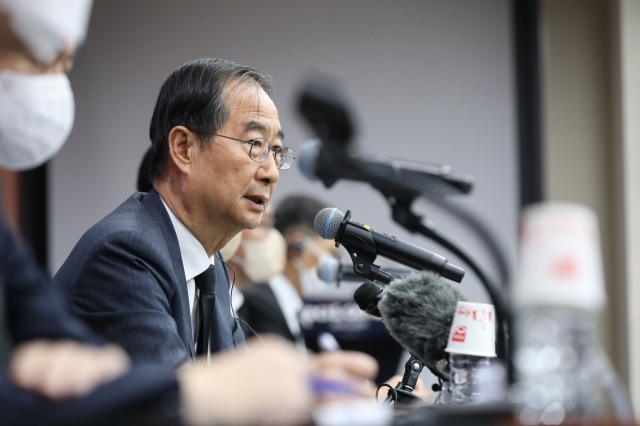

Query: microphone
left=299, top=139, right=474, bottom=196
left=297, top=79, right=354, bottom=147
left=314, top=207, right=465, bottom=283
left=316, top=256, right=410, bottom=284
left=353, top=282, right=384, bottom=319
left=377, top=271, right=466, bottom=378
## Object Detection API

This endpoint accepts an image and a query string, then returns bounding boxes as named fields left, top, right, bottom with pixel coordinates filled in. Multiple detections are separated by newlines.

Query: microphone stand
left=389, top=200, right=509, bottom=367
left=297, top=80, right=514, bottom=383
left=382, top=354, right=425, bottom=405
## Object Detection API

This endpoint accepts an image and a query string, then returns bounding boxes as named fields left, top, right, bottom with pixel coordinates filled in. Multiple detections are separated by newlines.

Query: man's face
left=189, top=81, right=282, bottom=232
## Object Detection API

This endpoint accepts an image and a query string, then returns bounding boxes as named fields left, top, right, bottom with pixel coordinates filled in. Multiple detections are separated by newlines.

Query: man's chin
left=239, top=212, right=263, bottom=230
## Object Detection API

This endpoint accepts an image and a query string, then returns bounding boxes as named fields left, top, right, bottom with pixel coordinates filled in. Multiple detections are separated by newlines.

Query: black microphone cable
left=221, top=258, right=265, bottom=346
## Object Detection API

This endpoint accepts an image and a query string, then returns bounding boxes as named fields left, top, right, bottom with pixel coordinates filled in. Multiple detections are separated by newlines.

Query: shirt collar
left=160, top=197, right=214, bottom=282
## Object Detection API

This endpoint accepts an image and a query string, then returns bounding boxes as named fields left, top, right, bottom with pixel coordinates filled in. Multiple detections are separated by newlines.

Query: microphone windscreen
left=378, top=271, right=466, bottom=369
left=314, top=207, right=344, bottom=240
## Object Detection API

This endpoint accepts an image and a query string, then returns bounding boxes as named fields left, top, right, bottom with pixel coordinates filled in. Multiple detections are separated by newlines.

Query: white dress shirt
left=231, top=289, right=244, bottom=313
left=268, top=274, right=306, bottom=351
left=160, top=198, right=215, bottom=327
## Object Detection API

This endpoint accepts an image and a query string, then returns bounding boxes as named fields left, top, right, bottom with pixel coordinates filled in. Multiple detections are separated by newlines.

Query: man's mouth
left=244, top=195, right=268, bottom=206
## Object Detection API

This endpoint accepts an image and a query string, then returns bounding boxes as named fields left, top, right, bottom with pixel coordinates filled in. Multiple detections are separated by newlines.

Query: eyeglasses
left=193, top=131, right=295, bottom=170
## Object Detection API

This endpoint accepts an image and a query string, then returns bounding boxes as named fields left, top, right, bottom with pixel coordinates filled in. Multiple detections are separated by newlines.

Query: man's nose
left=257, top=152, right=279, bottom=184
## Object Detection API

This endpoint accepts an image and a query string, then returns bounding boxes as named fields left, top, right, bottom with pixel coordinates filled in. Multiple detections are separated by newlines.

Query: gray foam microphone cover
left=378, top=271, right=466, bottom=370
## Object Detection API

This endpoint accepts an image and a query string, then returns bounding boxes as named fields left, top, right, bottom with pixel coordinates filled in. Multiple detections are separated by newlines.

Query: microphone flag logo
left=451, top=325, right=467, bottom=343
left=446, top=301, right=496, bottom=357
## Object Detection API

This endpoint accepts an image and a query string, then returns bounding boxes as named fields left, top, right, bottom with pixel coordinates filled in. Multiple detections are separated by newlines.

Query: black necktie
left=193, top=265, right=217, bottom=357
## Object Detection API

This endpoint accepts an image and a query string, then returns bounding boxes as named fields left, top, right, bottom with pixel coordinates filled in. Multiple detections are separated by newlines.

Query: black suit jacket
left=0, top=199, right=180, bottom=425
left=239, top=283, right=296, bottom=343
left=0, top=210, right=98, bottom=354
left=52, top=190, right=244, bottom=367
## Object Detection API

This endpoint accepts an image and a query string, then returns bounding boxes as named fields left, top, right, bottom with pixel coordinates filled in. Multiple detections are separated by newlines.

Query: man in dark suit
left=0, top=4, right=320, bottom=424
left=52, top=58, right=296, bottom=367
left=0, top=5, right=377, bottom=424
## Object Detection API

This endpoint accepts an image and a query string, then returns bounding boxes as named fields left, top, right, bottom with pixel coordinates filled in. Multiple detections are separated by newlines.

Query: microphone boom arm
left=327, top=149, right=514, bottom=383
left=298, top=80, right=513, bottom=383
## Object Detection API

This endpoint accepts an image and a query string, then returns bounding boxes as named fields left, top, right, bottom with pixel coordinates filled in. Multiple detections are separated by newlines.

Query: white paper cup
left=445, top=301, right=496, bottom=357
left=512, top=202, right=605, bottom=311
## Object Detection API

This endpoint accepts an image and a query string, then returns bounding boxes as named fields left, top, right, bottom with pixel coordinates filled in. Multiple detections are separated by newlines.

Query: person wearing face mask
left=238, top=195, right=338, bottom=351
left=0, top=3, right=379, bottom=425
left=225, top=206, right=286, bottom=311
left=240, top=196, right=414, bottom=386
left=277, top=196, right=340, bottom=299
left=0, top=0, right=85, bottom=170
left=0, top=1, right=177, bottom=423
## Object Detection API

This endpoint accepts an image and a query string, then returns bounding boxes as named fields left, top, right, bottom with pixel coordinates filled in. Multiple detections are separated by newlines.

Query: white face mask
left=0, top=71, right=75, bottom=170
left=219, top=232, right=242, bottom=260
left=0, top=0, right=93, bottom=65
left=233, top=228, right=286, bottom=284
left=293, top=237, right=337, bottom=297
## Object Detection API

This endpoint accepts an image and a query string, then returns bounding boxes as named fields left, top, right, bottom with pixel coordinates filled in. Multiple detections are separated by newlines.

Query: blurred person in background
left=0, top=0, right=182, bottom=423
left=239, top=195, right=338, bottom=349
left=136, top=145, right=155, bottom=193
left=0, top=2, right=378, bottom=425
left=226, top=206, right=286, bottom=312
left=239, top=195, right=428, bottom=396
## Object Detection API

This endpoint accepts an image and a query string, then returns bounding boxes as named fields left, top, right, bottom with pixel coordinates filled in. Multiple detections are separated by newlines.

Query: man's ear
left=167, top=126, right=198, bottom=174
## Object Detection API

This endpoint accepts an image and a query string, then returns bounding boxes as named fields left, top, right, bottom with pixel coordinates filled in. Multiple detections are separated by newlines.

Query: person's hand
left=310, top=351, right=378, bottom=400
left=9, top=340, right=130, bottom=400
left=383, top=375, right=430, bottom=401
left=179, top=336, right=312, bottom=426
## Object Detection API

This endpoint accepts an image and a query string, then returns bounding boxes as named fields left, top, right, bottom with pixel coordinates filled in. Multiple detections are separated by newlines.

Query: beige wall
left=51, top=0, right=519, bottom=307
left=541, top=0, right=640, bottom=414
left=541, top=0, right=620, bottom=369
left=618, top=0, right=640, bottom=414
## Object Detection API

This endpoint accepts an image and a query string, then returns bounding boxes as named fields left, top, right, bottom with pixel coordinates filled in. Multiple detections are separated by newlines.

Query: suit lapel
left=142, top=190, right=195, bottom=358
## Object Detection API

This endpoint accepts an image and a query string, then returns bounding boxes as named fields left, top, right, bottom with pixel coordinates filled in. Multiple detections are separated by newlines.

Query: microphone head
left=316, top=255, right=340, bottom=283
left=378, top=271, right=466, bottom=374
left=354, top=281, right=384, bottom=319
left=298, top=139, right=321, bottom=181
left=297, top=76, right=355, bottom=146
left=314, top=207, right=344, bottom=240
